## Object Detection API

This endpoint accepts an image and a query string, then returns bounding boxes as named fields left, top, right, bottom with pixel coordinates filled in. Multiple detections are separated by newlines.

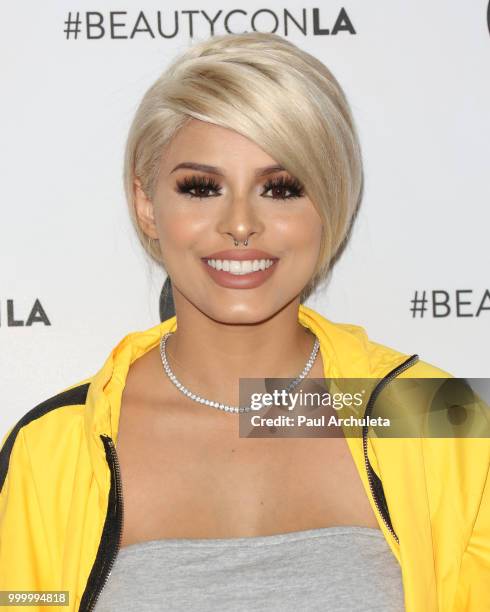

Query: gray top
left=94, top=526, right=405, bottom=612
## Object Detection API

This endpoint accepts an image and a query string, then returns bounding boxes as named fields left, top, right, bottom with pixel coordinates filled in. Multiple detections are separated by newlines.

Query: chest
left=115, top=397, right=380, bottom=546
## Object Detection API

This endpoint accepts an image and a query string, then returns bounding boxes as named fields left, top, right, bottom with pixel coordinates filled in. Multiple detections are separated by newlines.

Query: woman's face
left=135, top=118, right=323, bottom=324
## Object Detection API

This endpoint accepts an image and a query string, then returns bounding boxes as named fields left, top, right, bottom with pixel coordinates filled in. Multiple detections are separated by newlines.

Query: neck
left=163, top=295, right=320, bottom=407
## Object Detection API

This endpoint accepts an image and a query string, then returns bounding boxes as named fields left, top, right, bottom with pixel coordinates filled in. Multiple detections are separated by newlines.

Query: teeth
left=206, top=259, right=275, bottom=275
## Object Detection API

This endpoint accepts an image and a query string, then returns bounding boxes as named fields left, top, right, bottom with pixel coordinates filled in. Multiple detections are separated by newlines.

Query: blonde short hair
left=123, top=32, right=363, bottom=303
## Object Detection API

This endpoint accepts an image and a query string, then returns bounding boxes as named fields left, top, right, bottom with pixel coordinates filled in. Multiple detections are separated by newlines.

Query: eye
left=175, top=175, right=222, bottom=200
left=261, top=175, right=305, bottom=200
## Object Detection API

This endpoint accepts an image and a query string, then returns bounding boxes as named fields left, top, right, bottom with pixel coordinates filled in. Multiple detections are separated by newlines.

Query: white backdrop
left=1, top=1, right=489, bottom=439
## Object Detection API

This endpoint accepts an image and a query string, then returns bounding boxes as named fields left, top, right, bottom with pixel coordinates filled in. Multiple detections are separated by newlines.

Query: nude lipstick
left=201, top=249, right=279, bottom=289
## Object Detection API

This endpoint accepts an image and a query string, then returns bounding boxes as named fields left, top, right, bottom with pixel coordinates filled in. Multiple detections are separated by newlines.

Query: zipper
left=79, top=435, right=124, bottom=612
left=362, top=354, right=419, bottom=544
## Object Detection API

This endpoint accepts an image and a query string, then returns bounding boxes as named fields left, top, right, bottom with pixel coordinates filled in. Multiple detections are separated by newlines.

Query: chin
left=204, top=296, right=295, bottom=325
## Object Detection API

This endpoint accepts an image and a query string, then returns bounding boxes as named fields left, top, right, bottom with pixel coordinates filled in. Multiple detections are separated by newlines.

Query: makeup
left=201, top=249, right=279, bottom=289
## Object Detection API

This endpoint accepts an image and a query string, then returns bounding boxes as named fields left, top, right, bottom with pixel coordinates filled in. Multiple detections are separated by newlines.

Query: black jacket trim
left=79, top=434, right=121, bottom=612
left=367, top=461, right=393, bottom=529
left=364, top=354, right=419, bottom=538
left=0, top=383, right=90, bottom=492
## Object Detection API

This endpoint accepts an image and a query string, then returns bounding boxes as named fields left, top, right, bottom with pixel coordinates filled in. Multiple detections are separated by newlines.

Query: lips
left=200, top=249, right=279, bottom=289
left=201, top=249, right=278, bottom=261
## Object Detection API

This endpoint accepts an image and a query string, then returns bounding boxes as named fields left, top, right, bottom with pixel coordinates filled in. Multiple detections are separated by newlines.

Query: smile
left=201, top=256, right=279, bottom=289
left=205, top=259, right=275, bottom=275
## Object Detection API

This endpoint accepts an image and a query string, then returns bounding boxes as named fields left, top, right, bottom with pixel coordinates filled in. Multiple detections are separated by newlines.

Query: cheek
left=272, top=209, right=323, bottom=259
left=156, top=203, right=213, bottom=251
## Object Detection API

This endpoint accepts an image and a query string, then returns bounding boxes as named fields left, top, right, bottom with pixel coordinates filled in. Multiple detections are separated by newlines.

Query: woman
left=0, top=32, right=488, bottom=612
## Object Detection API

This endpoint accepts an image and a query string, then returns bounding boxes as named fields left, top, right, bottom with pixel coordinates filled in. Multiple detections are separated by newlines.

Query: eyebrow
left=169, top=162, right=286, bottom=178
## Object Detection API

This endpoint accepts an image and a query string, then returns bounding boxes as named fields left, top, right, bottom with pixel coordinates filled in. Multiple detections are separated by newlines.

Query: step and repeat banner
left=1, top=1, right=489, bottom=437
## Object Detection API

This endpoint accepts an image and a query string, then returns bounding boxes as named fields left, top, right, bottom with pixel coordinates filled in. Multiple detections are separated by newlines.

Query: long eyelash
left=175, top=175, right=222, bottom=198
left=175, top=173, right=305, bottom=200
left=262, top=175, right=305, bottom=199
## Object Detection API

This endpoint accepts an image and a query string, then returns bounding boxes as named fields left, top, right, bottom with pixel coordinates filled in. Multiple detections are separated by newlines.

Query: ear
left=134, top=178, right=159, bottom=239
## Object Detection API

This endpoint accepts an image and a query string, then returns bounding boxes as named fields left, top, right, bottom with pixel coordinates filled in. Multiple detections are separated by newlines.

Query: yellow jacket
left=1, top=305, right=489, bottom=611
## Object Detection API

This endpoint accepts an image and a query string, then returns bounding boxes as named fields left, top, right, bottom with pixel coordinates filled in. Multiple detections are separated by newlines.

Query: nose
left=217, top=194, right=264, bottom=246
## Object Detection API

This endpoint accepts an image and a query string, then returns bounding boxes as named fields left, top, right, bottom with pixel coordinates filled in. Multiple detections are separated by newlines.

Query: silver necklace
left=159, top=331, right=320, bottom=414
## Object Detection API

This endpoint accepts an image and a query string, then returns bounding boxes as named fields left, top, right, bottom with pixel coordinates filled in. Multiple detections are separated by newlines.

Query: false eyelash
left=175, top=175, right=222, bottom=198
left=262, top=175, right=305, bottom=199
left=175, top=173, right=305, bottom=200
